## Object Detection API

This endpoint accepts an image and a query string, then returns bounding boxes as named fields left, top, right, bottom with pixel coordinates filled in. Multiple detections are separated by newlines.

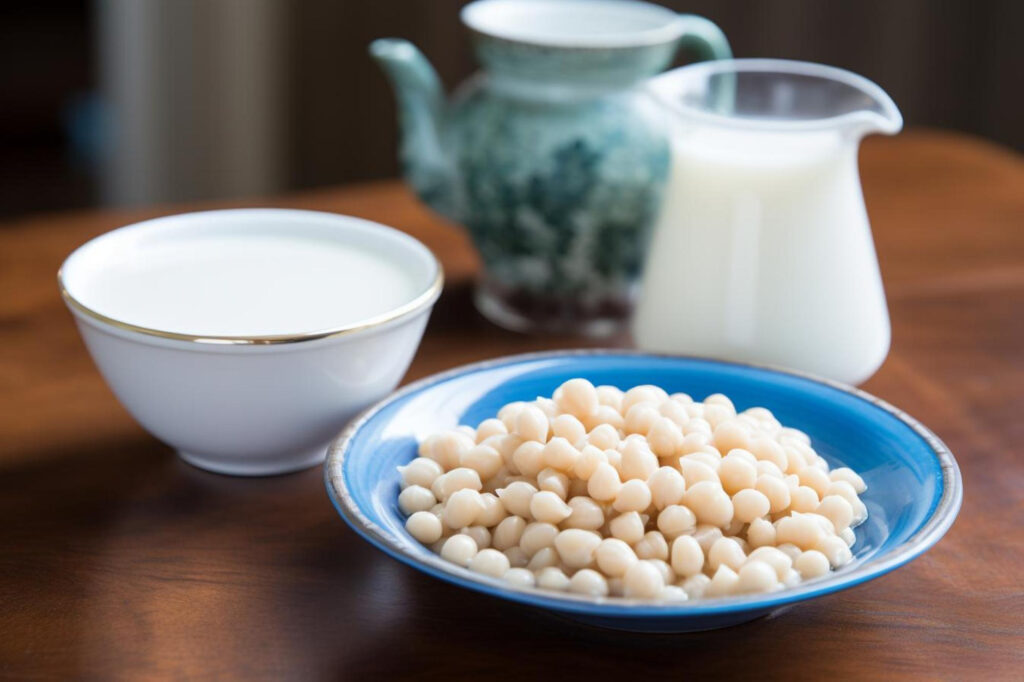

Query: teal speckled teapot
left=372, top=0, right=730, bottom=335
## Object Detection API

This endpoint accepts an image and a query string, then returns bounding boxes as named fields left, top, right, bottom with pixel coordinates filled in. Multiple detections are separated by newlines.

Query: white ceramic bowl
left=59, top=209, right=443, bottom=475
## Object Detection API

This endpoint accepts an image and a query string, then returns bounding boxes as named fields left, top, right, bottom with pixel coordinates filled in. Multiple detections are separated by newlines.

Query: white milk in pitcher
left=633, top=126, right=890, bottom=384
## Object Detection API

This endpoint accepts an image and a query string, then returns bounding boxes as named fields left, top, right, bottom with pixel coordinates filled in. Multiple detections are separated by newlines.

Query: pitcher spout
left=370, top=38, right=458, bottom=219
left=843, top=76, right=903, bottom=138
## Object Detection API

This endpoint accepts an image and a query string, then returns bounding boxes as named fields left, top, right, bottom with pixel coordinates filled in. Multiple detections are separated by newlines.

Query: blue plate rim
left=323, top=349, right=963, bottom=617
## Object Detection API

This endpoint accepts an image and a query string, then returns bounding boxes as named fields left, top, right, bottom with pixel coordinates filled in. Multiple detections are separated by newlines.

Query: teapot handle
left=675, top=14, right=733, bottom=63
left=672, top=15, right=734, bottom=112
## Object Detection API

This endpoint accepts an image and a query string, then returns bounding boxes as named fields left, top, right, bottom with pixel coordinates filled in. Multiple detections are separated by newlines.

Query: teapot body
left=447, top=77, right=671, bottom=333
left=371, top=1, right=732, bottom=334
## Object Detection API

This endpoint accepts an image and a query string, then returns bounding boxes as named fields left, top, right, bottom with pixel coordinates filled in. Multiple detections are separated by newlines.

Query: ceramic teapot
left=372, top=0, right=730, bottom=335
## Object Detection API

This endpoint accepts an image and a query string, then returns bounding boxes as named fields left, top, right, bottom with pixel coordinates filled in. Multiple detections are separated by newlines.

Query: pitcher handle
left=676, top=15, right=733, bottom=63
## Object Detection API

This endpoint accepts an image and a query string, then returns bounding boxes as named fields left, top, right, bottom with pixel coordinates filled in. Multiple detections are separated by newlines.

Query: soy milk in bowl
left=59, top=209, right=442, bottom=475
left=634, top=60, right=902, bottom=385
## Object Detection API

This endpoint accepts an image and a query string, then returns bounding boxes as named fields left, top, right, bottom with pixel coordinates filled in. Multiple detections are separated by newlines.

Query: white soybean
left=660, top=585, right=689, bottom=603
left=555, top=529, right=602, bottom=569
left=682, top=573, right=711, bottom=599
left=647, top=417, right=684, bottom=458
left=475, top=492, right=507, bottom=527
left=670, top=535, right=704, bottom=577
left=755, top=474, right=791, bottom=513
left=609, top=511, right=646, bottom=545
left=588, top=462, right=622, bottom=502
left=708, top=536, right=747, bottom=572
left=440, top=534, right=478, bottom=566
left=563, top=496, right=605, bottom=530
left=468, top=548, right=510, bottom=578
left=775, top=514, right=826, bottom=550
left=443, top=489, right=485, bottom=529
left=693, top=525, right=724, bottom=554
left=816, top=534, right=854, bottom=567
left=527, top=546, right=560, bottom=571
left=634, top=531, right=670, bottom=561
left=798, top=465, right=832, bottom=498
left=746, top=518, right=777, bottom=549
left=620, top=439, right=658, bottom=481
left=656, top=504, right=697, bottom=540
left=503, top=567, right=535, bottom=587
left=648, top=466, right=686, bottom=509
left=678, top=458, right=719, bottom=487
left=624, top=403, right=661, bottom=436
left=437, top=468, right=483, bottom=502
left=404, top=383, right=868, bottom=603
left=713, top=421, right=751, bottom=455
left=683, top=481, right=734, bottom=527
left=429, top=431, right=475, bottom=470
left=503, top=546, right=529, bottom=568
left=461, top=444, right=503, bottom=480
left=536, top=467, right=571, bottom=500
left=399, top=457, right=445, bottom=489
left=497, top=481, right=537, bottom=518
left=568, top=569, right=609, bottom=597
left=648, top=559, right=676, bottom=585
left=572, top=445, right=608, bottom=480
left=705, top=565, right=740, bottom=597
left=623, top=560, right=665, bottom=599
left=596, top=384, right=624, bottom=410
left=586, top=424, right=620, bottom=451
left=776, top=543, right=802, bottom=562
left=732, top=488, right=771, bottom=523
left=830, top=467, right=867, bottom=493
left=613, top=479, right=652, bottom=513
left=794, top=549, right=831, bottom=578
left=840, top=526, right=856, bottom=547
left=622, top=385, right=667, bottom=415
left=595, top=538, right=638, bottom=577
left=530, top=491, right=572, bottom=524
left=542, top=437, right=580, bottom=472
left=719, top=452, right=758, bottom=494
left=789, top=485, right=820, bottom=513
left=519, top=521, right=559, bottom=556
left=556, top=378, right=599, bottom=419
left=515, top=404, right=549, bottom=443
left=398, top=485, right=436, bottom=515
left=746, top=546, right=793, bottom=581
left=737, top=560, right=778, bottom=594
left=475, top=418, right=507, bottom=443
left=536, top=566, right=571, bottom=591
left=461, top=525, right=491, bottom=549
left=405, top=511, right=442, bottom=544
left=551, top=413, right=587, bottom=444
left=817, top=494, right=855, bottom=532
left=491, top=515, right=526, bottom=551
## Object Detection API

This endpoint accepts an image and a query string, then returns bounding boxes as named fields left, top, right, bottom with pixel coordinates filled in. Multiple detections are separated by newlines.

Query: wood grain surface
left=1, top=130, right=1022, bottom=680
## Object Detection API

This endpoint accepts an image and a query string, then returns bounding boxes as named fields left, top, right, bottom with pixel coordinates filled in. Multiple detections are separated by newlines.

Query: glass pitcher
left=633, top=59, right=902, bottom=385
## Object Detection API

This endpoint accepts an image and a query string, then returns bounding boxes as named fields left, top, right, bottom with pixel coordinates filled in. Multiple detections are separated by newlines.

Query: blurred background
left=2, top=0, right=1020, bottom=219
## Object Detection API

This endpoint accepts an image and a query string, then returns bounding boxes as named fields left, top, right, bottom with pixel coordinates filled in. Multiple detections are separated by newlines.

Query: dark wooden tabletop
left=1, top=130, right=1022, bottom=680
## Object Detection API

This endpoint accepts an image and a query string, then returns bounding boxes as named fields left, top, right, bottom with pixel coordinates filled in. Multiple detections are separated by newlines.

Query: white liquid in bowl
left=62, top=211, right=435, bottom=338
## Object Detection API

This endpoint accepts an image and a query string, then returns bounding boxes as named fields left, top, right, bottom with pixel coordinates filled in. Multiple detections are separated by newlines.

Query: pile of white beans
left=398, top=379, right=867, bottom=601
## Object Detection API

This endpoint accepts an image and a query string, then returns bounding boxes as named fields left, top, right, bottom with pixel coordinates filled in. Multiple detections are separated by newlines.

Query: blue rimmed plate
left=324, top=350, right=961, bottom=632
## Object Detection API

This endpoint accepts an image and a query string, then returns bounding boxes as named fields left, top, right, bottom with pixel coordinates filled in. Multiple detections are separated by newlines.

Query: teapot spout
left=370, top=38, right=457, bottom=219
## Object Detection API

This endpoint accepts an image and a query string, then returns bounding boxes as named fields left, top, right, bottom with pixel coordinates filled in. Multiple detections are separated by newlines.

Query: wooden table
left=1, top=130, right=1021, bottom=680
